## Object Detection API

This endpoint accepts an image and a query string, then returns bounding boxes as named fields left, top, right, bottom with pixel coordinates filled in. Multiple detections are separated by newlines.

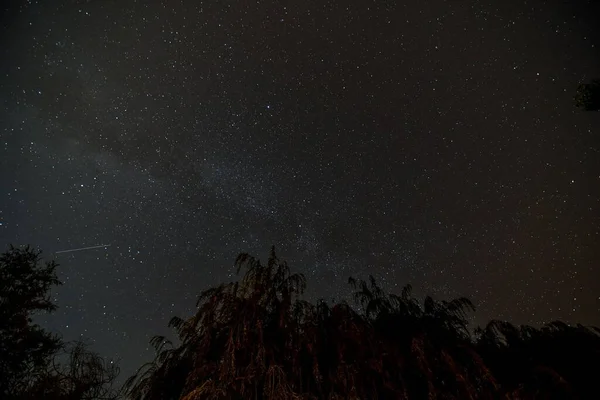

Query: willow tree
left=125, top=247, right=311, bottom=399
left=475, top=320, right=600, bottom=399
left=124, top=249, right=497, bottom=399
left=348, top=276, right=498, bottom=399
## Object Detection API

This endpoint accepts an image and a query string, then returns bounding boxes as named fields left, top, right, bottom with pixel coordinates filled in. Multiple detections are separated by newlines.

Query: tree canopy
left=3, top=244, right=599, bottom=399
left=0, top=245, right=63, bottom=398
left=124, top=247, right=600, bottom=400
left=575, top=79, right=600, bottom=111
left=0, top=245, right=120, bottom=400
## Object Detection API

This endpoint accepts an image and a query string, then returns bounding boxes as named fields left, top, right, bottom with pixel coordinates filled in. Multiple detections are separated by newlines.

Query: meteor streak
left=55, top=244, right=111, bottom=254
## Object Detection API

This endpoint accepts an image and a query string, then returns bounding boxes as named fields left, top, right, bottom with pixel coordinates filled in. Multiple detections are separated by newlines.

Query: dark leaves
left=0, top=245, right=120, bottom=399
left=124, top=248, right=600, bottom=400
left=575, top=79, right=600, bottom=111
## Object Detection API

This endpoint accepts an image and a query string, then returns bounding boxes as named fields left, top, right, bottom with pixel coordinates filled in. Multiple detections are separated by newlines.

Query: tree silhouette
left=0, top=245, right=121, bottom=400
left=575, top=79, right=600, bottom=111
left=0, top=245, right=62, bottom=398
left=475, top=320, right=600, bottom=399
left=23, top=340, right=122, bottom=400
left=125, top=246, right=309, bottom=399
left=125, top=247, right=600, bottom=400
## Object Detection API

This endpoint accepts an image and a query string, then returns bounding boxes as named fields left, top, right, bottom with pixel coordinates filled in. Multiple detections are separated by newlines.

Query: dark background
left=1, top=0, right=599, bottom=380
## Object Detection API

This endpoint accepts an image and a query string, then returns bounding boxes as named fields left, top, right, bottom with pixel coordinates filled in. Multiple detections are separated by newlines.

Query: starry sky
left=1, top=0, right=599, bottom=380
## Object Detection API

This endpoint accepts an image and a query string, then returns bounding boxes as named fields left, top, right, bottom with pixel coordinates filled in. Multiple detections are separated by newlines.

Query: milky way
left=1, top=0, right=599, bottom=379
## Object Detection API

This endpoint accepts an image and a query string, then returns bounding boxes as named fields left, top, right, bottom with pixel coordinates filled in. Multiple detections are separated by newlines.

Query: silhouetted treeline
left=2, top=245, right=599, bottom=399
left=124, top=247, right=600, bottom=400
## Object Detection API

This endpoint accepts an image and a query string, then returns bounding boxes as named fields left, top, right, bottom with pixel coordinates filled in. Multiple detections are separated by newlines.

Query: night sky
left=1, top=0, right=599, bottom=380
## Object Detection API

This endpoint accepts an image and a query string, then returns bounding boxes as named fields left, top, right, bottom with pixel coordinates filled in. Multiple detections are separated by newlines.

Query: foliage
left=475, top=320, right=600, bottom=399
left=0, top=245, right=63, bottom=398
left=23, top=340, right=122, bottom=400
left=0, top=245, right=121, bottom=400
left=574, top=79, right=600, bottom=111
left=124, top=247, right=600, bottom=399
